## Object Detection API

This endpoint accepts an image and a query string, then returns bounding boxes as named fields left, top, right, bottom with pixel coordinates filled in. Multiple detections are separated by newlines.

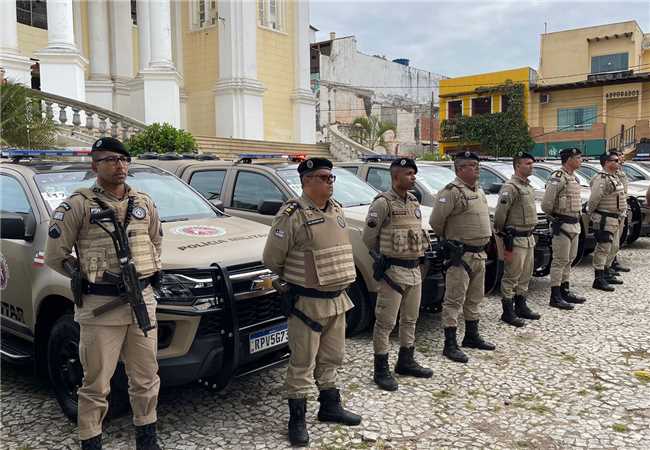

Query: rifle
left=89, top=208, right=155, bottom=336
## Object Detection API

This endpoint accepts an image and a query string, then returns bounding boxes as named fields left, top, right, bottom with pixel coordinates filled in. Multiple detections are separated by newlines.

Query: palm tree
left=1, top=81, right=57, bottom=148
left=350, top=115, right=396, bottom=151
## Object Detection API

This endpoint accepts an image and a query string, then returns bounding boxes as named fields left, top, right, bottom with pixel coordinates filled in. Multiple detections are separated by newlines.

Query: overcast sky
left=310, top=0, right=650, bottom=78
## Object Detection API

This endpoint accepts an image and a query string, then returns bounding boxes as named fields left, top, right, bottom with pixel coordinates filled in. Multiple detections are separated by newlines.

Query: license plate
left=249, top=323, right=288, bottom=354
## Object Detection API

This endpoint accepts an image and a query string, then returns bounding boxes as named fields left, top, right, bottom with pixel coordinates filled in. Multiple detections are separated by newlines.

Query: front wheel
left=47, top=314, right=130, bottom=422
left=345, top=280, right=371, bottom=337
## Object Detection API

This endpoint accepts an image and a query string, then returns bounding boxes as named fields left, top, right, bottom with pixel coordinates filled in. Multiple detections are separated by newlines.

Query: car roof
left=1, top=159, right=163, bottom=176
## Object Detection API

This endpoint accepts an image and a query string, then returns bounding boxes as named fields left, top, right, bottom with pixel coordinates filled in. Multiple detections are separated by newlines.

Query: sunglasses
left=95, top=155, right=131, bottom=164
left=307, top=174, right=336, bottom=183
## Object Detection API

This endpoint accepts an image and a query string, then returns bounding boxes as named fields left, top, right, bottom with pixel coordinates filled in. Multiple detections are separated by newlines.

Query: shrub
left=125, top=122, right=198, bottom=155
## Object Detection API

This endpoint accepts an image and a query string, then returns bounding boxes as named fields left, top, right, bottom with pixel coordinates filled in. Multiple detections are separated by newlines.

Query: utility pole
left=430, top=93, right=435, bottom=158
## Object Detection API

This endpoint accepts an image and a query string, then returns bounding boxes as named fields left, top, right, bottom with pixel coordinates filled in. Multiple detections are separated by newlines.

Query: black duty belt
left=386, top=257, right=420, bottom=268
left=553, top=214, right=579, bottom=224
left=595, top=210, right=620, bottom=219
left=84, top=277, right=152, bottom=296
left=463, top=244, right=487, bottom=253
left=512, top=230, right=534, bottom=237
left=290, top=285, right=344, bottom=299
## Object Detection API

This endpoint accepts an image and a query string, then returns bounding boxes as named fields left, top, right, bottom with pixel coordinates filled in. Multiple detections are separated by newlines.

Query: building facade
left=438, top=67, right=537, bottom=155
left=531, top=20, right=650, bottom=156
left=311, top=35, right=444, bottom=152
left=0, top=0, right=316, bottom=144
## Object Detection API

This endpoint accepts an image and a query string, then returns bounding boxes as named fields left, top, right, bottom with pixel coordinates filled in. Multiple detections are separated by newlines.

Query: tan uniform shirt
left=263, top=193, right=353, bottom=320
left=616, top=167, right=629, bottom=218
left=541, top=167, right=582, bottom=235
left=587, top=171, right=626, bottom=233
left=493, top=175, right=536, bottom=248
left=45, top=182, right=162, bottom=324
left=362, top=189, right=426, bottom=286
left=429, top=177, right=491, bottom=247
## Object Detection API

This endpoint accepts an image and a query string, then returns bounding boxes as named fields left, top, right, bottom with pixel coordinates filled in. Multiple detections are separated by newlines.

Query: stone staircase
left=194, top=135, right=334, bottom=160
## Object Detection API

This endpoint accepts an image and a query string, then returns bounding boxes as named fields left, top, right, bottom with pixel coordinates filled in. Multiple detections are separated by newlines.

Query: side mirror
left=209, top=199, right=225, bottom=211
left=1, top=215, right=33, bottom=241
left=487, top=182, right=503, bottom=194
left=258, top=200, right=283, bottom=216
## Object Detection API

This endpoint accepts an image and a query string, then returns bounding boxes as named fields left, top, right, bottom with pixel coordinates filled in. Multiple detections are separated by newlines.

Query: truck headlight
left=154, top=272, right=222, bottom=309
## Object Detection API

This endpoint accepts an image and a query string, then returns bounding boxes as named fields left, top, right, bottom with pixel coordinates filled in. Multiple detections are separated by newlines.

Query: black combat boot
left=612, top=257, right=630, bottom=273
left=288, top=398, right=309, bottom=446
left=550, top=286, right=574, bottom=310
left=592, top=269, right=615, bottom=292
left=81, top=434, right=102, bottom=450
left=317, top=389, right=362, bottom=426
left=395, top=347, right=433, bottom=378
left=500, top=298, right=525, bottom=327
left=461, top=320, right=496, bottom=350
left=514, top=295, right=541, bottom=320
left=560, top=282, right=586, bottom=303
left=135, top=423, right=161, bottom=450
left=442, top=327, right=468, bottom=363
left=604, top=267, right=623, bottom=285
left=373, top=353, right=398, bottom=391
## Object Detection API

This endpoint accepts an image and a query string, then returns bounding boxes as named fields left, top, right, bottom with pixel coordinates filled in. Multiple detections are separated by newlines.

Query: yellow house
left=531, top=20, right=650, bottom=156
left=438, top=67, right=536, bottom=155
left=1, top=0, right=316, bottom=144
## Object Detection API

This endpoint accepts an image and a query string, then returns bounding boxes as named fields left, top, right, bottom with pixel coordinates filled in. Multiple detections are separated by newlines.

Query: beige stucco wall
left=180, top=2, right=218, bottom=137
left=539, top=21, right=643, bottom=84
left=605, top=97, right=638, bottom=138
left=256, top=3, right=295, bottom=142
left=16, top=23, right=48, bottom=59
left=536, top=86, right=602, bottom=130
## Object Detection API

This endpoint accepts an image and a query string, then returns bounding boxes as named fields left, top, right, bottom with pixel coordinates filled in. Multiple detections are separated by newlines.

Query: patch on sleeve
left=366, top=218, right=377, bottom=228
left=438, top=197, right=448, bottom=203
left=48, top=223, right=61, bottom=239
left=132, top=206, right=147, bottom=220
left=53, top=211, right=65, bottom=221
left=274, top=228, right=286, bottom=239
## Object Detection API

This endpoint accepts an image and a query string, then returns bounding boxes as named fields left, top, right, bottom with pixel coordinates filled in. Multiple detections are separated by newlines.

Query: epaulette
left=331, top=198, right=343, bottom=208
left=406, top=191, right=418, bottom=202
left=282, top=201, right=301, bottom=216
left=551, top=170, right=563, bottom=178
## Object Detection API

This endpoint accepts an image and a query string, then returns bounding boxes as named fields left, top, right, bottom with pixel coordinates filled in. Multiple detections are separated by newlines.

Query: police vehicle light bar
left=361, top=155, right=400, bottom=162
left=236, top=153, right=307, bottom=164
left=2, top=148, right=92, bottom=159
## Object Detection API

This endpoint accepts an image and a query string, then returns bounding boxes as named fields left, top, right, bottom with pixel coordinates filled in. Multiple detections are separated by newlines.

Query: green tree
left=350, top=115, right=396, bottom=150
left=0, top=82, right=58, bottom=149
left=440, top=82, right=534, bottom=157
left=125, top=122, right=198, bottom=156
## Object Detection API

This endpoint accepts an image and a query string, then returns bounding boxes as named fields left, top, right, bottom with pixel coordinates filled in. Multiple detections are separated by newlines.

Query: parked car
left=0, top=149, right=289, bottom=421
left=136, top=153, right=447, bottom=335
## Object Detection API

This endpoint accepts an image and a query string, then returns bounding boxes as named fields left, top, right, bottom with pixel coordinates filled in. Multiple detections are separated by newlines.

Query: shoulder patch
left=48, top=223, right=61, bottom=239
left=552, top=170, right=563, bottom=178
left=282, top=201, right=301, bottom=217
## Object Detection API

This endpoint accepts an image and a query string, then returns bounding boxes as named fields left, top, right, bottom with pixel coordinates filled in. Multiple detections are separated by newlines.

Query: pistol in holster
left=272, top=279, right=322, bottom=333
left=63, top=258, right=84, bottom=308
left=443, top=240, right=472, bottom=276
left=500, top=227, right=515, bottom=252
left=594, top=214, right=613, bottom=243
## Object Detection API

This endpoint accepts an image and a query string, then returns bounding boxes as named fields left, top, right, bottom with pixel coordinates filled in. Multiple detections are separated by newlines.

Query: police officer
left=430, top=151, right=495, bottom=364
left=541, top=147, right=586, bottom=310
left=45, top=138, right=162, bottom=450
left=493, top=152, right=541, bottom=327
left=263, top=158, right=361, bottom=447
left=608, top=152, right=631, bottom=275
left=587, top=151, right=627, bottom=291
left=362, top=158, right=433, bottom=391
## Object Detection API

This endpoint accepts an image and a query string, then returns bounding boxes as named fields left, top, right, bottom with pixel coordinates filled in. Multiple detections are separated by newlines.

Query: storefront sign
left=605, top=89, right=639, bottom=100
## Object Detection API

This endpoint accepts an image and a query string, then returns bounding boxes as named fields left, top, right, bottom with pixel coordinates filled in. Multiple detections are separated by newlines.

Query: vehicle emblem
left=172, top=225, right=227, bottom=237
left=251, top=276, right=274, bottom=291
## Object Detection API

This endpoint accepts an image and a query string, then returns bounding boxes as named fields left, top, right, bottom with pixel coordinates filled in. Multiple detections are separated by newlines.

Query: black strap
left=290, top=285, right=344, bottom=299
left=553, top=214, right=579, bottom=224
left=444, top=260, right=472, bottom=276
left=463, top=244, right=486, bottom=253
left=84, top=277, right=152, bottom=296
left=93, top=196, right=135, bottom=230
left=290, top=308, right=323, bottom=333
left=386, top=257, right=420, bottom=268
left=381, top=273, right=405, bottom=295
left=595, top=210, right=620, bottom=219
left=511, top=229, right=534, bottom=237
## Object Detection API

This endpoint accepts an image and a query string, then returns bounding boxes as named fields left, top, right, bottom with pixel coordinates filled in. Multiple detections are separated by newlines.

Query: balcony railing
left=608, top=126, right=636, bottom=152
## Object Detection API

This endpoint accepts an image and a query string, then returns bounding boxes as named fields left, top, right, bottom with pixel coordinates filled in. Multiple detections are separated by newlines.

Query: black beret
left=453, top=150, right=480, bottom=162
left=390, top=157, right=418, bottom=173
left=91, top=137, right=129, bottom=157
left=297, top=157, right=333, bottom=176
left=559, top=147, right=582, bottom=158
left=599, top=151, right=619, bottom=165
left=514, top=151, right=535, bottom=162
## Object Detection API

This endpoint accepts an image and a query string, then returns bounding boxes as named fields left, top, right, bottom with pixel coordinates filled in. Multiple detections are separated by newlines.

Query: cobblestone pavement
left=2, top=241, right=650, bottom=450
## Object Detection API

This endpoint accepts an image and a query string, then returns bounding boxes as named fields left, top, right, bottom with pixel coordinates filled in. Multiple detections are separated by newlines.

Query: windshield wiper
left=161, top=217, right=190, bottom=223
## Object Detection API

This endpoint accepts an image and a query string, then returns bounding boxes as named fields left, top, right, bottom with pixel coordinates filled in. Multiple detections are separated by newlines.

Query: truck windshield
left=417, top=165, right=456, bottom=193
left=278, top=166, right=378, bottom=207
left=489, top=164, right=547, bottom=190
left=34, top=167, right=220, bottom=222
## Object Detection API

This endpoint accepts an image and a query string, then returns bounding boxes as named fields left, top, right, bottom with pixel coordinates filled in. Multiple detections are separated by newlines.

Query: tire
left=572, top=228, right=587, bottom=266
left=619, top=215, right=629, bottom=247
left=47, top=314, right=130, bottom=422
left=484, top=237, right=502, bottom=295
left=345, top=280, right=371, bottom=337
left=626, top=198, right=642, bottom=245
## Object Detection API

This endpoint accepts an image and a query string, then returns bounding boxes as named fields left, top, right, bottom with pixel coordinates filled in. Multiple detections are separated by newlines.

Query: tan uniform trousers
left=593, top=223, right=620, bottom=270
left=372, top=280, right=422, bottom=354
left=605, top=218, right=623, bottom=267
left=442, top=252, right=485, bottom=328
left=501, top=246, right=534, bottom=299
left=78, top=319, right=159, bottom=440
left=550, top=231, right=579, bottom=287
left=286, top=298, right=346, bottom=399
